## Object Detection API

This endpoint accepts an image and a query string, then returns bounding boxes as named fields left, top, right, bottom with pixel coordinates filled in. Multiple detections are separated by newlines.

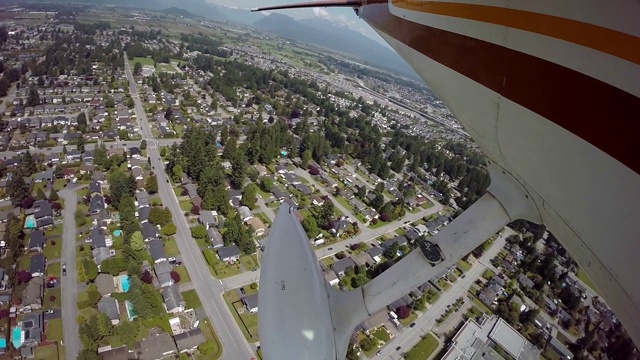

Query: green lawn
left=156, top=63, right=175, bottom=72
left=457, top=259, right=472, bottom=272
left=44, top=239, right=62, bottom=259
left=577, top=268, right=597, bottom=292
left=482, top=269, right=496, bottom=280
left=372, top=327, right=391, bottom=342
left=400, top=311, right=418, bottom=326
left=197, top=319, right=223, bottom=360
left=368, top=220, right=388, bottom=229
left=182, top=289, right=203, bottom=310
left=53, top=178, right=67, bottom=191
left=45, top=226, right=63, bottom=239
left=179, top=200, right=192, bottom=212
left=239, top=254, right=259, bottom=271
left=46, top=318, right=64, bottom=341
left=19, top=255, right=31, bottom=271
left=47, top=262, right=61, bottom=278
left=35, top=343, right=63, bottom=360
left=255, top=212, right=272, bottom=225
left=78, top=307, right=99, bottom=322
left=223, top=290, right=259, bottom=341
left=45, top=288, right=62, bottom=310
left=203, top=249, right=242, bottom=278
left=174, top=265, right=191, bottom=283
left=321, top=257, right=336, bottom=267
left=133, top=56, right=155, bottom=66
left=77, top=289, right=88, bottom=309
left=164, top=237, right=180, bottom=256
left=405, top=333, right=439, bottom=360
left=335, top=196, right=355, bottom=213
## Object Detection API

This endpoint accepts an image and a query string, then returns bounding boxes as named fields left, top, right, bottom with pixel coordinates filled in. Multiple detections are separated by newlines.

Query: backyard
left=223, top=289, right=259, bottom=341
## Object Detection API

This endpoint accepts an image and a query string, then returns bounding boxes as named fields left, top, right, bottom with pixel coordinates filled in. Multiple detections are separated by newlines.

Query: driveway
left=59, top=187, right=81, bottom=360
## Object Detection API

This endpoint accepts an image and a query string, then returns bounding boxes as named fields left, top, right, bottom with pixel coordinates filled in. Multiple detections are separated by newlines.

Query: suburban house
left=95, top=274, right=116, bottom=296
left=90, top=195, right=106, bottom=215
left=142, top=222, right=158, bottom=241
left=21, top=312, right=44, bottom=349
left=242, top=293, right=259, bottom=313
left=332, top=257, right=357, bottom=278
left=98, top=297, right=121, bottom=325
left=218, top=245, right=241, bottom=263
left=22, top=277, right=44, bottom=308
left=27, top=230, right=46, bottom=252
left=207, top=228, right=224, bottom=249
left=162, top=284, right=185, bottom=313
left=154, top=260, right=174, bottom=288
left=149, top=240, right=167, bottom=264
left=198, top=210, right=222, bottom=229
left=238, top=206, right=253, bottom=222
left=138, top=206, right=151, bottom=223
left=134, top=332, right=178, bottom=360
left=93, top=247, right=113, bottom=266
left=174, top=328, right=206, bottom=353
left=367, top=247, right=383, bottom=263
left=135, top=191, right=150, bottom=207
left=324, top=270, right=339, bottom=286
left=380, top=236, right=408, bottom=251
left=330, top=220, right=349, bottom=236
left=89, top=181, right=102, bottom=195
left=30, top=253, right=46, bottom=277
left=546, top=336, right=574, bottom=360
left=518, top=274, right=535, bottom=289
left=246, top=217, right=266, bottom=237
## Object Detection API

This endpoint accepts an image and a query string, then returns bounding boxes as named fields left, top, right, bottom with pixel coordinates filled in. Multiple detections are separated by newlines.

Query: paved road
left=374, top=228, right=513, bottom=359
left=124, top=54, right=255, bottom=360
left=60, top=187, right=81, bottom=360
left=0, top=139, right=180, bottom=159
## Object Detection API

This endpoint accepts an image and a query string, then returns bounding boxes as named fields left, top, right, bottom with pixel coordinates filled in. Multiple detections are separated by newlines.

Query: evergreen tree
left=7, top=175, right=29, bottom=206
left=230, top=152, right=247, bottom=189
left=48, top=188, right=59, bottom=201
left=26, top=86, right=40, bottom=107
left=241, top=183, right=258, bottom=209
left=35, top=187, right=47, bottom=200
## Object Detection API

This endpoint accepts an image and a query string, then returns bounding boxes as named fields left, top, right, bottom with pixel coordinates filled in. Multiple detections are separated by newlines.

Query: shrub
left=50, top=240, right=56, bottom=246
left=49, top=295, right=56, bottom=302
left=141, top=270, right=153, bottom=284
left=335, top=251, right=346, bottom=260
left=17, top=270, right=32, bottom=284
left=79, top=245, right=85, bottom=251
left=0, top=309, right=9, bottom=318
left=12, top=296, right=21, bottom=305
left=396, top=305, right=411, bottom=319
left=250, top=282, right=258, bottom=290
left=170, top=271, right=181, bottom=283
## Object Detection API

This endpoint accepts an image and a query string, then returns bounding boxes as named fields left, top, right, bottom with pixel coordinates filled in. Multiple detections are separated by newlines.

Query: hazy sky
left=206, top=0, right=389, bottom=46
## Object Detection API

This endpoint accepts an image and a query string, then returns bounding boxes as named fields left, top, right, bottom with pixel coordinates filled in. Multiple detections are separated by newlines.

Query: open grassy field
left=132, top=57, right=155, bottom=66
left=405, top=333, right=439, bottom=360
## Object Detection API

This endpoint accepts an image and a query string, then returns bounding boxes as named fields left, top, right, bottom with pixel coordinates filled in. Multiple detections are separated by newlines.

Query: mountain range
left=29, top=0, right=418, bottom=79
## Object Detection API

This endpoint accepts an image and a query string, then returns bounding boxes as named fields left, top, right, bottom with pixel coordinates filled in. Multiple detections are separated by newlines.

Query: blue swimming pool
left=120, top=275, right=131, bottom=292
left=0, top=338, right=7, bottom=349
left=25, top=215, right=36, bottom=229
left=113, top=230, right=122, bottom=237
left=125, top=300, right=138, bottom=320
left=12, top=327, right=22, bottom=349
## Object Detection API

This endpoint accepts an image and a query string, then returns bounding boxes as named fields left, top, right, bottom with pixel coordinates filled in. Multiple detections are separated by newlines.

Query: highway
left=60, top=187, right=81, bottom=360
left=0, top=139, right=180, bottom=159
left=124, top=54, right=256, bottom=360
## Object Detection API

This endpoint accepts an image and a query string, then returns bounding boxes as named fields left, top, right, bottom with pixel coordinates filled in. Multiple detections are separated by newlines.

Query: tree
left=145, top=175, right=158, bottom=194
left=241, top=183, right=258, bottom=209
left=302, top=216, right=319, bottom=238
left=86, top=284, right=102, bottom=308
left=49, top=188, right=59, bottom=201
left=17, top=270, right=32, bottom=284
left=170, top=271, right=181, bottom=283
left=384, top=242, right=400, bottom=259
left=0, top=77, right=9, bottom=97
left=77, top=112, right=88, bottom=129
left=149, top=207, right=172, bottom=226
left=97, top=313, right=114, bottom=337
left=130, top=231, right=145, bottom=251
left=260, top=177, right=274, bottom=192
left=133, top=61, right=142, bottom=75
left=198, top=342, right=217, bottom=355
left=140, top=139, right=147, bottom=150
left=396, top=306, right=411, bottom=319
left=116, top=320, right=140, bottom=347
left=316, top=200, right=335, bottom=228
left=7, top=176, right=29, bottom=206
left=357, top=186, right=367, bottom=200
left=78, top=259, right=98, bottom=282
left=360, top=336, right=375, bottom=351
left=141, top=270, right=153, bottom=284
left=161, top=223, right=177, bottom=236
left=301, top=149, right=312, bottom=169
left=35, top=187, right=47, bottom=200
left=26, top=86, right=40, bottom=107
left=191, top=225, right=207, bottom=239
left=99, top=257, right=127, bottom=276
left=77, top=136, right=85, bottom=152
left=77, top=349, right=102, bottom=360
left=230, top=152, right=247, bottom=188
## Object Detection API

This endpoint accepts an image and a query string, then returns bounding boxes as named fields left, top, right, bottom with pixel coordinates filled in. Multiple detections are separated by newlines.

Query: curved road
left=124, top=54, right=256, bottom=360
left=60, top=187, right=81, bottom=360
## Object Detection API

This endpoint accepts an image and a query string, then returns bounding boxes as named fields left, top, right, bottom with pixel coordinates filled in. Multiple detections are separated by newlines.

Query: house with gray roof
left=22, top=312, right=44, bottom=347
left=199, top=210, right=221, bottom=229
left=242, top=293, right=259, bottom=313
left=135, top=191, right=150, bottom=207
left=149, top=240, right=166, bottom=264
left=91, top=227, right=107, bottom=248
left=332, top=257, right=356, bottom=278
left=518, top=274, right=535, bottom=289
left=367, top=247, right=383, bottom=263
left=208, top=228, right=224, bottom=248
left=154, top=260, right=173, bottom=288
left=175, top=328, right=206, bottom=353
left=95, top=274, right=116, bottom=296
left=90, top=195, right=105, bottom=215
left=98, top=297, right=120, bottom=325
left=142, top=222, right=158, bottom=242
left=162, top=284, right=185, bottom=313
left=218, top=245, right=241, bottom=262
left=380, top=235, right=408, bottom=250
left=33, top=169, right=54, bottom=183
left=134, top=332, right=177, bottom=360
left=238, top=206, right=253, bottom=222
left=28, top=230, right=46, bottom=252
left=30, top=253, right=45, bottom=277
left=138, top=206, right=151, bottom=223
left=93, top=247, right=113, bottom=266
left=89, top=181, right=102, bottom=195
left=22, top=277, right=44, bottom=308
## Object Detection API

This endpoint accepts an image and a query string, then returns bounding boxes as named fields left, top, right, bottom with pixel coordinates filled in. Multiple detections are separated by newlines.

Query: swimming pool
left=119, top=275, right=131, bottom=293
left=113, top=230, right=122, bottom=237
left=24, top=215, right=36, bottom=229
left=125, top=300, right=138, bottom=320
left=0, top=338, right=7, bottom=349
left=11, top=327, right=22, bottom=349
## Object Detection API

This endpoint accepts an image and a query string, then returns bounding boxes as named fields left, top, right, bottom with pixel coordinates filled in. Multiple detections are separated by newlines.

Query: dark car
left=240, top=287, right=246, bottom=294
left=410, top=322, right=416, bottom=328
left=396, top=346, right=402, bottom=351
left=328, top=247, right=333, bottom=251
left=166, top=179, right=169, bottom=183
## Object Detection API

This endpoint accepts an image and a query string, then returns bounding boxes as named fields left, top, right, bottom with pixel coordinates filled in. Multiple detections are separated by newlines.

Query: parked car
left=396, top=346, right=402, bottom=351
left=44, top=310, right=54, bottom=315
left=410, top=322, right=416, bottom=328
left=240, top=287, right=246, bottom=294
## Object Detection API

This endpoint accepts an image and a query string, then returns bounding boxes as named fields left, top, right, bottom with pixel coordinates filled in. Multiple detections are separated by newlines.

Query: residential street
left=60, top=186, right=81, bottom=360
left=373, top=228, right=513, bottom=359
left=124, top=54, right=256, bottom=360
left=0, top=139, right=180, bottom=159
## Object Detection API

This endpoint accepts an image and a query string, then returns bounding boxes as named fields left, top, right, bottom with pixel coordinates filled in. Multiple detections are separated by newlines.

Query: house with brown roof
left=246, top=217, right=266, bottom=237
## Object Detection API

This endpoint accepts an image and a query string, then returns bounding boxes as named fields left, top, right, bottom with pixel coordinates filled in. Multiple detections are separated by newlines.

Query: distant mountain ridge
left=253, top=13, right=418, bottom=79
